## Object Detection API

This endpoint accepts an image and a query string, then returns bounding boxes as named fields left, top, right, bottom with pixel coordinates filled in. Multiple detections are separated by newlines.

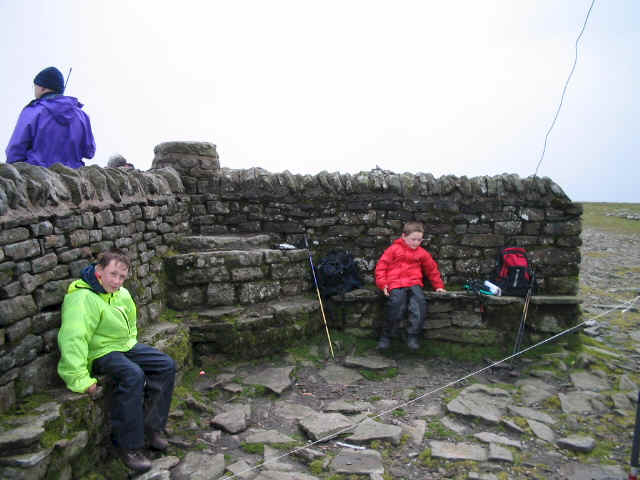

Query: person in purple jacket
left=5, top=66, right=96, bottom=168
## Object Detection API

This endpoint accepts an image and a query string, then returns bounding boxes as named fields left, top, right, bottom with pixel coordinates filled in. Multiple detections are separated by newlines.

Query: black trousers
left=93, top=343, right=176, bottom=450
left=382, top=285, right=427, bottom=338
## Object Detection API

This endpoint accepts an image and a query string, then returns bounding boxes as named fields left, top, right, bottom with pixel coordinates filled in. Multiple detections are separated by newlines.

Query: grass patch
left=309, top=459, right=325, bottom=475
left=359, top=367, right=398, bottom=381
left=581, top=202, right=640, bottom=234
left=425, top=419, right=462, bottom=440
left=241, top=442, right=264, bottom=454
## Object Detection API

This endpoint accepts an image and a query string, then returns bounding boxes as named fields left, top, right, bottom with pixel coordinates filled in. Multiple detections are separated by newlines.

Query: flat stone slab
left=176, top=234, right=272, bottom=252
left=343, top=355, right=397, bottom=370
left=172, top=452, right=225, bottom=480
left=415, top=403, right=444, bottom=417
left=441, top=416, right=468, bottom=435
left=400, top=419, right=426, bottom=446
left=447, top=384, right=511, bottom=424
left=430, top=440, right=488, bottom=461
left=557, top=435, right=596, bottom=453
left=347, top=420, right=403, bottom=445
left=468, top=473, right=499, bottom=480
left=488, top=443, right=513, bottom=463
left=299, top=412, right=354, bottom=441
left=0, top=447, right=54, bottom=468
left=0, top=424, right=45, bottom=452
left=507, top=405, right=556, bottom=425
left=244, top=429, right=296, bottom=445
left=211, top=405, right=251, bottom=433
left=501, top=418, right=525, bottom=434
left=558, top=391, right=601, bottom=414
left=273, top=401, right=318, bottom=420
left=611, top=392, right=633, bottom=411
left=570, top=371, right=609, bottom=391
left=226, top=459, right=257, bottom=479
left=557, top=463, right=626, bottom=480
left=137, top=456, right=181, bottom=480
left=519, top=384, right=554, bottom=406
left=330, top=448, right=384, bottom=475
left=243, top=366, right=294, bottom=394
left=323, top=400, right=372, bottom=414
left=224, top=383, right=244, bottom=393
left=527, top=419, right=555, bottom=442
left=255, top=471, right=319, bottom=480
left=319, top=364, right=364, bottom=385
left=473, top=432, right=522, bottom=449
left=263, top=445, right=296, bottom=471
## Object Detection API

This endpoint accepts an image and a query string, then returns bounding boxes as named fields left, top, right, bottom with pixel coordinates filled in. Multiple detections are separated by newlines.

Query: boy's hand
left=383, top=286, right=390, bottom=296
left=435, top=288, right=446, bottom=293
left=86, top=382, right=99, bottom=399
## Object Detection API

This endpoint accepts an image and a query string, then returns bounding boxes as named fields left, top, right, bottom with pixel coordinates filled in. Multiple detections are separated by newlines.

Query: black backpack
left=316, top=250, right=363, bottom=297
left=493, top=247, right=536, bottom=297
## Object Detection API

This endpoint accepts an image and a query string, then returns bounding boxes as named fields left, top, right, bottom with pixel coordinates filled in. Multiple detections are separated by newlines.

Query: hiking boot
left=118, top=449, right=152, bottom=472
left=377, top=336, right=391, bottom=350
left=148, top=430, right=169, bottom=452
left=407, top=336, right=420, bottom=351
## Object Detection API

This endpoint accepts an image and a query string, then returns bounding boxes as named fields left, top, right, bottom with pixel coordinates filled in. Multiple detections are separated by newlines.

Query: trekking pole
left=64, top=67, right=72, bottom=91
left=304, top=234, right=335, bottom=360
left=630, top=390, right=640, bottom=480
left=510, top=283, right=533, bottom=367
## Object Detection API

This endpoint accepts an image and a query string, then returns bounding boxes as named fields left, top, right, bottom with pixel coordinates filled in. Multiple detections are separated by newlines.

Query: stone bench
left=325, top=288, right=582, bottom=347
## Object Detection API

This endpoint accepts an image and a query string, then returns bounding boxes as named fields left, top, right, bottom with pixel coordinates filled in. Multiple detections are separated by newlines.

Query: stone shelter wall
left=152, top=142, right=582, bottom=294
left=0, top=161, right=188, bottom=413
left=0, top=141, right=583, bottom=415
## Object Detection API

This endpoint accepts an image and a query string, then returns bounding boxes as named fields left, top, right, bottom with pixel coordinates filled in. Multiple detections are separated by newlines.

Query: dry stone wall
left=0, top=140, right=583, bottom=415
left=153, top=142, right=582, bottom=294
left=0, top=162, right=188, bottom=413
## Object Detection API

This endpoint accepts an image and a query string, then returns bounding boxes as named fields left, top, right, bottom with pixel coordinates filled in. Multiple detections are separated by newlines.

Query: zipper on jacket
left=109, top=294, right=132, bottom=334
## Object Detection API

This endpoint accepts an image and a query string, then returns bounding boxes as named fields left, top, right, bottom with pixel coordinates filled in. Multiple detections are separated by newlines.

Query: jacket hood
left=39, top=95, right=84, bottom=126
left=79, top=264, right=107, bottom=294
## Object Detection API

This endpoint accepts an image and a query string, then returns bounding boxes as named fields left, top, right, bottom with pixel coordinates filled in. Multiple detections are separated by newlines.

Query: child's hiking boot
left=117, top=449, right=152, bottom=472
left=407, top=335, right=420, bottom=351
left=377, top=336, right=391, bottom=350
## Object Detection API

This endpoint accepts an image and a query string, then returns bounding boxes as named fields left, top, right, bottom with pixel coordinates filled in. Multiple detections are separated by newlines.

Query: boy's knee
left=165, top=356, right=177, bottom=375
left=122, top=364, right=145, bottom=387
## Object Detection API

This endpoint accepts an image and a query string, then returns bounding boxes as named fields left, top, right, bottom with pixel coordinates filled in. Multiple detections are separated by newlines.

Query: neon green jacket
left=57, top=279, right=138, bottom=393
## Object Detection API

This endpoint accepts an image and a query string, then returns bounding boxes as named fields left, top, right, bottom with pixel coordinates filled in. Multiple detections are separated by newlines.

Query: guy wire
left=534, top=0, right=596, bottom=178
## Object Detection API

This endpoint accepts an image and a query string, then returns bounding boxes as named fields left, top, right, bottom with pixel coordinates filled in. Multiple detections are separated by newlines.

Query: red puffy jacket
left=375, top=238, right=445, bottom=292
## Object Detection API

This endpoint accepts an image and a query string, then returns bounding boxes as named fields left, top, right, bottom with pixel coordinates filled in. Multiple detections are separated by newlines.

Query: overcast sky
left=1, top=1, right=637, bottom=202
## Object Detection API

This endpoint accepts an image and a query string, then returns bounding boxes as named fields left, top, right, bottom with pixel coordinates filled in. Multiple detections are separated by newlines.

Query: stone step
left=165, top=249, right=313, bottom=310
left=175, top=234, right=273, bottom=252
left=0, top=401, right=60, bottom=456
left=188, top=295, right=322, bottom=358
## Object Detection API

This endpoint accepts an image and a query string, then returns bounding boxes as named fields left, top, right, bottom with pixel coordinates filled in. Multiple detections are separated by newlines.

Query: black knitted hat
left=34, top=66, right=64, bottom=93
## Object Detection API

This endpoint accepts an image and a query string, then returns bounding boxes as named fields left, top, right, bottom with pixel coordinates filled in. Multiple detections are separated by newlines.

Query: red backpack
left=493, top=247, right=535, bottom=296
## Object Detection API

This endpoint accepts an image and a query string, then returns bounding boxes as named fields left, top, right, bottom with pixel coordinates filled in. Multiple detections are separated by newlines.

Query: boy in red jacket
left=375, top=222, right=446, bottom=350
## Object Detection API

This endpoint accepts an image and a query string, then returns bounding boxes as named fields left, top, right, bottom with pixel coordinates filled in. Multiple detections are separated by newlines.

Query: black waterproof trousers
left=382, top=285, right=428, bottom=338
left=93, top=343, right=176, bottom=450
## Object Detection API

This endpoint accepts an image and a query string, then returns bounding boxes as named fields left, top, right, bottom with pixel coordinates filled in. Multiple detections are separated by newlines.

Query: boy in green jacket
left=57, top=249, right=175, bottom=473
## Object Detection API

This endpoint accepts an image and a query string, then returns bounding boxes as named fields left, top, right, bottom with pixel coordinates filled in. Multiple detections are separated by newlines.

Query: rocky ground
left=117, top=219, right=640, bottom=480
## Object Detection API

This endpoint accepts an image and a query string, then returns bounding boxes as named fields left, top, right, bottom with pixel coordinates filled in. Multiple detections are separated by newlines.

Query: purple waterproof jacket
left=6, top=93, right=96, bottom=168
